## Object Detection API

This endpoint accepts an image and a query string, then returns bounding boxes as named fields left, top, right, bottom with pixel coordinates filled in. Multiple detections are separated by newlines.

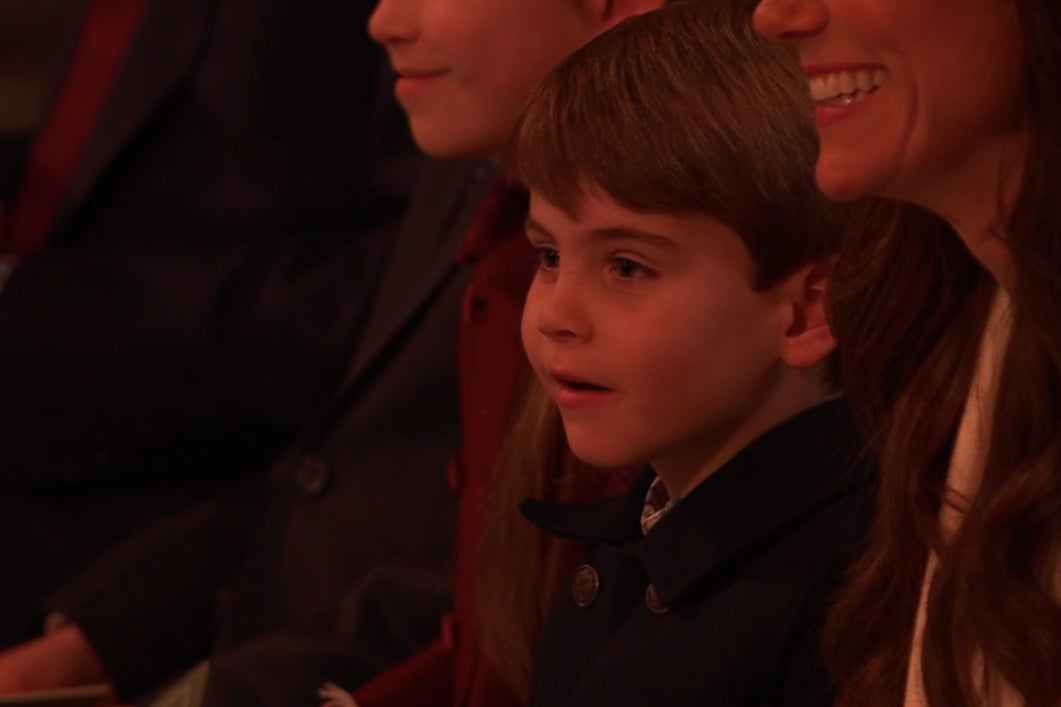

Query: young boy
left=489, top=2, right=877, bottom=704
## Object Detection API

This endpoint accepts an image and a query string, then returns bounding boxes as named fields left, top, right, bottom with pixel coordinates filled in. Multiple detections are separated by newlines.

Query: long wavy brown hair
left=476, top=0, right=852, bottom=698
left=822, top=2, right=1061, bottom=705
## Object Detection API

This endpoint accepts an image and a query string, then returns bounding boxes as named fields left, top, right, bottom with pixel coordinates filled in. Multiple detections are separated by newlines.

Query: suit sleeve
left=45, top=480, right=260, bottom=700
left=198, top=637, right=452, bottom=707
left=198, top=558, right=454, bottom=707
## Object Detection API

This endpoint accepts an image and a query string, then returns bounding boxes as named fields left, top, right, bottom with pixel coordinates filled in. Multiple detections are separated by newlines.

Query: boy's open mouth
left=557, top=378, right=612, bottom=393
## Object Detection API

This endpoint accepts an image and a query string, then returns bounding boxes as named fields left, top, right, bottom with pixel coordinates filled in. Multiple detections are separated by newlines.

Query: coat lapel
left=56, top=0, right=213, bottom=231
left=341, top=157, right=490, bottom=390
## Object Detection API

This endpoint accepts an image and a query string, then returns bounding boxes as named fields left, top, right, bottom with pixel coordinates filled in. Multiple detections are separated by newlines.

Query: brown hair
left=505, top=0, right=836, bottom=290
left=823, top=1, right=1061, bottom=704
left=477, top=0, right=852, bottom=698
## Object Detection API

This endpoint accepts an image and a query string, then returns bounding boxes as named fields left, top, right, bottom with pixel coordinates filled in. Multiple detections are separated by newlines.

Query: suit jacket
left=523, top=399, right=877, bottom=707
left=0, top=0, right=418, bottom=646
left=50, top=156, right=493, bottom=704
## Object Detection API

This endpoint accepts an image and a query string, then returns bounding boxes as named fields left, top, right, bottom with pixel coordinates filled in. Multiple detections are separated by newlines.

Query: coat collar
left=521, top=398, right=875, bottom=606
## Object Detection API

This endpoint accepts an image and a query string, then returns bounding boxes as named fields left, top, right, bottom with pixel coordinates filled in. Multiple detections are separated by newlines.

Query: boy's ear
left=776, top=259, right=836, bottom=369
left=586, top=0, right=666, bottom=28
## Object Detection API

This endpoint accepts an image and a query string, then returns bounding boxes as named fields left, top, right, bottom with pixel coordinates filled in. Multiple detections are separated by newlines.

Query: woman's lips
left=803, top=64, right=888, bottom=129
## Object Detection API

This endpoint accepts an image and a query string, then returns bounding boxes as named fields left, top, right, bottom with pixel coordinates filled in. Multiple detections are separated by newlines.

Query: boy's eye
left=612, top=257, right=651, bottom=279
left=535, top=245, right=560, bottom=271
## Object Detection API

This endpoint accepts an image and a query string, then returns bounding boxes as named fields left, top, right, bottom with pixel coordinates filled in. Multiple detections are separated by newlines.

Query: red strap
left=3, top=0, right=147, bottom=256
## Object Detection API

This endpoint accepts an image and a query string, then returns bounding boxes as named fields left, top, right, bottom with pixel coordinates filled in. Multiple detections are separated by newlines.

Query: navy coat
left=524, top=399, right=877, bottom=707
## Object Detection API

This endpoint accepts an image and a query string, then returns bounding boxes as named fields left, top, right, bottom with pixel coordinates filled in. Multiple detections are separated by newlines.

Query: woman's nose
left=752, top=0, right=828, bottom=44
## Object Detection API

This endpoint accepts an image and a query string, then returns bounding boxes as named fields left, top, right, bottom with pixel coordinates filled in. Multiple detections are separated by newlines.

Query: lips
left=802, top=64, right=889, bottom=127
left=547, top=369, right=617, bottom=409
left=391, top=66, right=447, bottom=100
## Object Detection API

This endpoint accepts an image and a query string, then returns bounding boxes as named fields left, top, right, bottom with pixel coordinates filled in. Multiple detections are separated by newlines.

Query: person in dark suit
left=479, top=4, right=878, bottom=705
left=0, top=0, right=426, bottom=679
left=39, top=155, right=493, bottom=705
left=0, top=0, right=517, bottom=700
left=0, top=152, right=485, bottom=703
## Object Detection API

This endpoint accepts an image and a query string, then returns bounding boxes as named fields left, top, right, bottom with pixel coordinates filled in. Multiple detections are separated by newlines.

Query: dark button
left=293, top=454, right=331, bottom=497
left=571, top=564, right=600, bottom=608
left=645, top=584, right=669, bottom=615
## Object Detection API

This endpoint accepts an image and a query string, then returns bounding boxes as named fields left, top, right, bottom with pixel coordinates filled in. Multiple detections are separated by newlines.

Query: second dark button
left=645, top=584, right=669, bottom=614
left=571, top=564, right=600, bottom=608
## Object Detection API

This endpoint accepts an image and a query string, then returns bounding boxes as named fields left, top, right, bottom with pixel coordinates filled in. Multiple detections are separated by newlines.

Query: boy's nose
left=531, top=281, right=592, bottom=345
left=367, top=0, right=419, bottom=46
left=752, top=0, right=828, bottom=43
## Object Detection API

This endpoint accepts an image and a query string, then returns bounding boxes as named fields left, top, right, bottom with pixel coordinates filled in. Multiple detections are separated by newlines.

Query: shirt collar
left=639, top=475, right=675, bottom=534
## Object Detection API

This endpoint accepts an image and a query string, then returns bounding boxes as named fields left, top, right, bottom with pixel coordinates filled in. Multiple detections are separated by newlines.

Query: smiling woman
left=753, top=0, right=1061, bottom=705
left=753, top=0, right=1026, bottom=219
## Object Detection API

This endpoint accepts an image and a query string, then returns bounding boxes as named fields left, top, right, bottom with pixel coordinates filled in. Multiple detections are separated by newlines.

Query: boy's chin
left=566, top=438, right=642, bottom=473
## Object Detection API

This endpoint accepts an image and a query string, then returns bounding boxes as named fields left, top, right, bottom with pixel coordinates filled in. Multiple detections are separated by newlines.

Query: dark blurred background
left=0, top=1, right=84, bottom=201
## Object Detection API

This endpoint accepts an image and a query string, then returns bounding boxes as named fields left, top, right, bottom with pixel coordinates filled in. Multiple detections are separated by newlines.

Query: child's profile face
left=521, top=189, right=790, bottom=495
left=368, top=0, right=603, bottom=158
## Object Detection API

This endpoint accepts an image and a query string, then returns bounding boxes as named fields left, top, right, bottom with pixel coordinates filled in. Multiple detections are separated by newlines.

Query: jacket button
left=645, top=584, right=669, bottom=615
left=293, top=454, right=331, bottom=497
left=571, top=564, right=600, bottom=608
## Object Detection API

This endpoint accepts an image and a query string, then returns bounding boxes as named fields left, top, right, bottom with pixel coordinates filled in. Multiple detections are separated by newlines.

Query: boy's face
left=521, top=189, right=791, bottom=494
left=369, top=0, right=603, bottom=158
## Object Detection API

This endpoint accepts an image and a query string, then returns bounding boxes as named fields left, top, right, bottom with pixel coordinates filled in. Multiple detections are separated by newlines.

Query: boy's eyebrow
left=524, top=217, right=678, bottom=250
left=524, top=216, right=551, bottom=238
left=586, top=227, right=679, bottom=250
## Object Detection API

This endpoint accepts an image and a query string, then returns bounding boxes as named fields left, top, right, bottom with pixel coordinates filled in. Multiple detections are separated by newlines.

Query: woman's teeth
left=810, top=68, right=888, bottom=107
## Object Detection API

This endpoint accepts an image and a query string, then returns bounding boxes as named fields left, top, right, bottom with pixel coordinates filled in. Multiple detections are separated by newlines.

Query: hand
left=318, top=682, right=361, bottom=707
left=0, top=625, right=113, bottom=695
